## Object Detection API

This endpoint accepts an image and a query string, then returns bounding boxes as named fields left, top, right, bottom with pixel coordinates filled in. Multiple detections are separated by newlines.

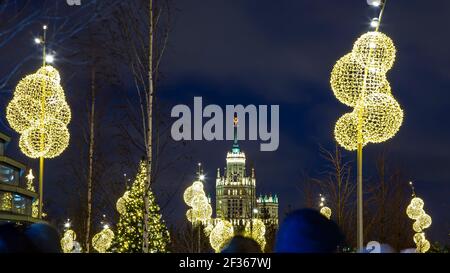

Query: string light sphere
left=183, top=184, right=205, bottom=207
left=416, top=239, right=431, bottom=253
left=330, top=53, right=391, bottom=107
left=244, top=219, right=266, bottom=251
left=352, top=31, right=396, bottom=73
left=334, top=112, right=368, bottom=151
left=92, top=227, right=115, bottom=253
left=320, top=206, right=332, bottom=220
left=19, top=119, right=70, bottom=158
left=6, top=65, right=71, bottom=159
left=416, top=213, right=432, bottom=230
left=209, top=219, right=234, bottom=253
left=358, top=92, right=404, bottom=143
left=61, top=229, right=76, bottom=253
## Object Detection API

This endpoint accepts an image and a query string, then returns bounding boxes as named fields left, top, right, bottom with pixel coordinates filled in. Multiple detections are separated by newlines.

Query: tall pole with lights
left=6, top=25, right=71, bottom=219
left=331, top=0, right=404, bottom=251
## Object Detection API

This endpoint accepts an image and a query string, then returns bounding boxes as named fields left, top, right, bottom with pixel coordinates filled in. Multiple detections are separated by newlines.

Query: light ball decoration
left=244, top=219, right=266, bottom=251
left=331, top=31, right=403, bottom=151
left=352, top=31, right=396, bottom=73
left=406, top=192, right=432, bottom=253
left=330, top=53, right=390, bottom=107
left=334, top=112, right=368, bottom=151
left=92, top=226, right=115, bottom=253
left=6, top=65, right=71, bottom=158
left=183, top=182, right=205, bottom=207
left=209, top=219, right=234, bottom=253
left=116, top=191, right=129, bottom=215
left=61, top=229, right=76, bottom=253
left=320, top=206, right=332, bottom=220
left=358, top=93, right=404, bottom=143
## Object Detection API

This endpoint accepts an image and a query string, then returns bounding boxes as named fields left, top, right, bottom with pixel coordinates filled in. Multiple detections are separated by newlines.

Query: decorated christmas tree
left=111, top=161, right=170, bottom=253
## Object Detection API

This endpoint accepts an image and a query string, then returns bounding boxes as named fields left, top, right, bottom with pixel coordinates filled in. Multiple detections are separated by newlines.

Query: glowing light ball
left=183, top=184, right=205, bottom=207
left=92, top=227, right=114, bottom=253
left=244, top=219, right=266, bottom=251
left=330, top=53, right=390, bottom=107
left=6, top=65, right=71, bottom=158
left=61, top=229, right=76, bottom=253
left=358, top=92, right=404, bottom=143
left=320, top=206, right=332, bottom=220
left=352, top=31, right=396, bottom=73
left=209, top=220, right=234, bottom=253
left=334, top=112, right=368, bottom=151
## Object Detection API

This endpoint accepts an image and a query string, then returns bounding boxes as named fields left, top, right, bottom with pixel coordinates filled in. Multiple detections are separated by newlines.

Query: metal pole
left=38, top=157, right=44, bottom=218
left=357, top=143, right=363, bottom=251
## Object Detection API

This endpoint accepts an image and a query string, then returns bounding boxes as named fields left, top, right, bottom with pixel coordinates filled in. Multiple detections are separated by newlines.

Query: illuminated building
left=0, top=131, right=39, bottom=223
left=215, top=118, right=279, bottom=230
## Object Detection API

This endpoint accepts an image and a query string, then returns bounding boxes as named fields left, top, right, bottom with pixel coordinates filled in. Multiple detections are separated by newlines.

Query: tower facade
left=215, top=117, right=278, bottom=228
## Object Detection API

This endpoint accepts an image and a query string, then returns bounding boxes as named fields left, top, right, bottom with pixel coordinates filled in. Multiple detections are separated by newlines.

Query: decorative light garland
left=209, top=219, right=234, bottom=253
left=318, top=194, right=332, bottom=220
left=332, top=31, right=403, bottom=151
left=7, top=66, right=71, bottom=158
left=406, top=181, right=432, bottom=253
left=92, top=224, right=115, bottom=253
left=244, top=218, right=266, bottom=251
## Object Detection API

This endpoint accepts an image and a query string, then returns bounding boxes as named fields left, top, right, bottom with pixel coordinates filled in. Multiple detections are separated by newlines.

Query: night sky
left=1, top=0, right=449, bottom=245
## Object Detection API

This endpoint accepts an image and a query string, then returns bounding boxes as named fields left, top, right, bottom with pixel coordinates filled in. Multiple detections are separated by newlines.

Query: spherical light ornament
left=92, top=227, right=115, bottom=253
left=116, top=197, right=126, bottom=215
left=413, top=232, right=425, bottom=244
left=406, top=205, right=424, bottom=220
left=413, top=220, right=423, bottom=233
left=61, top=229, right=76, bottom=253
left=192, top=181, right=204, bottom=192
left=209, top=220, right=234, bottom=253
left=352, top=31, right=396, bottom=73
left=183, top=185, right=205, bottom=207
left=416, top=239, right=430, bottom=253
left=186, top=208, right=194, bottom=222
left=244, top=219, right=266, bottom=251
left=334, top=112, right=368, bottom=151
left=191, top=194, right=208, bottom=209
left=330, top=53, right=391, bottom=107
left=417, top=213, right=432, bottom=230
left=410, top=197, right=424, bottom=209
left=320, top=206, right=332, bottom=220
left=6, top=65, right=71, bottom=159
left=358, top=92, right=403, bottom=143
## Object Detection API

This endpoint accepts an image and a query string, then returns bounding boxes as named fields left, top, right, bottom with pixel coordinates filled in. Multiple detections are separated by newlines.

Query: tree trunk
left=143, top=0, right=154, bottom=253
left=85, top=64, right=96, bottom=253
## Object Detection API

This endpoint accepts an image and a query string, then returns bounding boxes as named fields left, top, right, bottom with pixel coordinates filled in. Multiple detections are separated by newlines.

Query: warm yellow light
left=407, top=194, right=432, bottom=253
left=209, top=219, right=234, bottom=253
left=6, top=65, right=71, bottom=158
left=244, top=219, right=266, bottom=251
left=320, top=206, right=332, bottom=220
left=358, top=92, right=404, bottom=143
left=331, top=31, right=402, bottom=151
left=330, top=53, right=390, bottom=107
left=352, top=31, right=396, bottom=73
left=92, top=226, right=115, bottom=253
left=334, top=112, right=368, bottom=151
left=116, top=191, right=129, bottom=215
left=61, top=229, right=76, bottom=253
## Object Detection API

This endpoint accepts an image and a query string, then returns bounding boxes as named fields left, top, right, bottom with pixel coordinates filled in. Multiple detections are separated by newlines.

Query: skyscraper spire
left=232, top=115, right=240, bottom=153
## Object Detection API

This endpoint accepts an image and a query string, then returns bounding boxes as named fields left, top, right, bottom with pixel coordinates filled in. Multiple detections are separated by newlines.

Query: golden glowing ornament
left=209, top=220, right=234, bottom=253
left=6, top=65, right=71, bottom=158
left=116, top=191, right=129, bottom=215
left=331, top=53, right=390, bottom=107
left=407, top=190, right=432, bottom=253
left=416, top=239, right=430, bottom=253
left=61, top=229, right=76, bottom=253
left=358, top=93, right=404, bottom=143
left=92, top=227, right=115, bottom=253
left=320, top=206, right=332, bottom=220
left=334, top=112, right=368, bottom=151
left=244, top=219, right=266, bottom=251
left=352, top=31, right=396, bottom=73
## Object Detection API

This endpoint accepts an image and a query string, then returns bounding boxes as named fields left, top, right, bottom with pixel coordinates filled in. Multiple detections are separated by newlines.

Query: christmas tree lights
left=110, top=161, right=170, bottom=253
